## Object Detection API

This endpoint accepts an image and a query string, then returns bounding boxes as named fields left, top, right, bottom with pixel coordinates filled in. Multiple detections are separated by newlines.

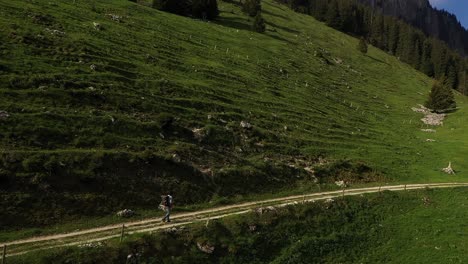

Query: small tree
left=357, top=38, right=368, bottom=54
left=152, top=0, right=190, bottom=16
left=242, top=0, right=261, bottom=17
left=192, top=0, right=219, bottom=20
left=425, top=80, right=456, bottom=113
left=253, top=12, right=266, bottom=33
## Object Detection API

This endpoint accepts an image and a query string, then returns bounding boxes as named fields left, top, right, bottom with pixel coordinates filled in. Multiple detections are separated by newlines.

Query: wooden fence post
left=2, top=244, right=6, bottom=264
left=120, top=224, right=125, bottom=243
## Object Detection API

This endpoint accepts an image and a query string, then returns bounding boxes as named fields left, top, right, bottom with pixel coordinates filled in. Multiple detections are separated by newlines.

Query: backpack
left=164, top=195, right=171, bottom=207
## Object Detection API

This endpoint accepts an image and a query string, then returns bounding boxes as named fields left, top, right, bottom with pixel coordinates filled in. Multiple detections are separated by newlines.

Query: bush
left=357, top=38, right=368, bottom=54
left=242, top=0, right=261, bottom=17
left=425, top=80, right=456, bottom=112
left=152, top=0, right=190, bottom=16
left=192, top=0, right=219, bottom=20
left=153, top=0, right=219, bottom=20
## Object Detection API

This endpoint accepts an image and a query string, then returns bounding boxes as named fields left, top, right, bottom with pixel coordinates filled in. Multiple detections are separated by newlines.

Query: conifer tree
left=153, top=0, right=190, bottom=16
left=357, top=38, right=368, bottom=54
left=192, top=0, right=219, bottom=20
left=325, top=0, right=340, bottom=29
left=425, top=80, right=456, bottom=112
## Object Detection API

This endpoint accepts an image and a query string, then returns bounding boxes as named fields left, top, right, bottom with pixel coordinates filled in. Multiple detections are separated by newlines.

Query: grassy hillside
left=1, top=0, right=468, bottom=228
left=11, top=187, right=468, bottom=263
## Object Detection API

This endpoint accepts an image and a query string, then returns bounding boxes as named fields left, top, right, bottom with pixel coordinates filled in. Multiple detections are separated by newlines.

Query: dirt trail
left=2, top=182, right=468, bottom=259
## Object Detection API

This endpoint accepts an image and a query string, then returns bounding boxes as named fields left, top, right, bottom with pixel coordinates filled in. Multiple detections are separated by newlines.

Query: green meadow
left=1, top=0, right=468, bottom=234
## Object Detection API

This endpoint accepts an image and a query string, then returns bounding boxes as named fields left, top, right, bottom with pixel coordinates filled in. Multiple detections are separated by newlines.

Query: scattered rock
left=413, top=104, right=445, bottom=126
left=421, top=112, right=445, bottom=126
left=116, top=209, right=135, bottom=218
left=192, top=128, right=207, bottom=142
left=165, top=227, right=179, bottom=234
left=240, top=121, right=252, bottom=129
left=335, top=180, right=346, bottom=188
left=199, top=167, right=213, bottom=177
left=426, top=139, right=436, bottom=142
left=197, top=242, right=215, bottom=254
left=248, top=224, right=257, bottom=232
left=254, top=206, right=277, bottom=215
left=0, top=111, right=9, bottom=120
left=207, top=114, right=213, bottom=120
left=93, top=22, right=102, bottom=30
left=44, top=28, right=65, bottom=36
left=171, top=154, right=181, bottom=163
left=325, top=198, right=334, bottom=203
left=421, top=129, right=436, bottom=133
left=90, top=64, right=97, bottom=71
left=78, top=242, right=104, bottom=248
left=442, top=162, right=455, bottom=175
left=106, top=13, right=123, bottom=22
left=411, top=104, right=430, bottom=114
left=422, top=196, right=432, bottom=206
left=333, top=57, right=343, bottom=64
left=304, top=167, right=315, bottom=174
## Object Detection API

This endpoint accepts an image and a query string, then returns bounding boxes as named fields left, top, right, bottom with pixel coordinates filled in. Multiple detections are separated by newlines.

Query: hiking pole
left=120, top=224, right=125, bottom=243
left=2, top=245, right=6, bottom=264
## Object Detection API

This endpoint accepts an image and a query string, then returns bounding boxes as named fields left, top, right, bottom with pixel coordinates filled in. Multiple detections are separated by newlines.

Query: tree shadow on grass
left=216, top=15, right=252, bottom=31
left=262, top=9, right=290, bottom=21
left=366, top=55, right=390, bottom=66
left=265, top=21, right=300, bottom=34
left=220, top=0, right=242, bottom=8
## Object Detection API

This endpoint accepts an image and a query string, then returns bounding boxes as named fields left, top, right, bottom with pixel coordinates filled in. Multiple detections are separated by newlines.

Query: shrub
left=192, top=0, right=219, bottom=20
left=152, top=0, right=190, bottom=16
left=242, top=0, right=261, bottom=17
left=357, top=38, right=368, bottom=54
left=425, top=80, right=456, bottom=112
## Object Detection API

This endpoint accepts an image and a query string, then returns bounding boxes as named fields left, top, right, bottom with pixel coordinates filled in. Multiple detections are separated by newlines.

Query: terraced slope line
left=3, top=183, right=468, bottom=259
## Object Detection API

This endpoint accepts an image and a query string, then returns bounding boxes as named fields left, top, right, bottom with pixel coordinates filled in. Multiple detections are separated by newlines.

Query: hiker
left=161, top=192, right=173, bottom=223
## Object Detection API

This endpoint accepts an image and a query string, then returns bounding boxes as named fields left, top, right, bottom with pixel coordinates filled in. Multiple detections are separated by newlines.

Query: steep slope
left=358, top=0, right=468, bottom=55
left=1, top=0, right=468, bottom=229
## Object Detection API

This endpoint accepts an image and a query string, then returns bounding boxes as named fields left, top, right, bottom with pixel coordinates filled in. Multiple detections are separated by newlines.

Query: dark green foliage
left=252, top=12, right=266, bottom=33
left=325, top=0, right=340, bottom=28
left=242, top=0, right=261, bottom=17
left=152, top=0, right=190, bottom=16
left=357, top=38, right=368, bottom=54
left=425, top=81, right=457, bottom=113
left=314, top=160, right=381, bottom=184
left=192, top=0, right=219, bottom=20
left=276, top=0, right=467, bottom=92
left=32, top=190, right=440, bottom=263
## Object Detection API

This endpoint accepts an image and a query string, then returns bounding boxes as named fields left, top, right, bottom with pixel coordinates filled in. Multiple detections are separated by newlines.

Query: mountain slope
left=358, top=0, right=468, bottom=55
left=1, top=0, right=468, bottom=229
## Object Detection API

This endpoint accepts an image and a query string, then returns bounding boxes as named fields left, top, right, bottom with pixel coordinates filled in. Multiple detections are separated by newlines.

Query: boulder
left=93, top=22, right=102, bottom=30
left=240, top=121, right=252, bottom=129
left=197, top=242, right=215, bottom=254
left=442, top=162, right=455, bottom=175
left=0, top=111, right=9, bottom=120
left=116, top=209, right=135, bottom=218
left=335, top=180, right=346, bottom=188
